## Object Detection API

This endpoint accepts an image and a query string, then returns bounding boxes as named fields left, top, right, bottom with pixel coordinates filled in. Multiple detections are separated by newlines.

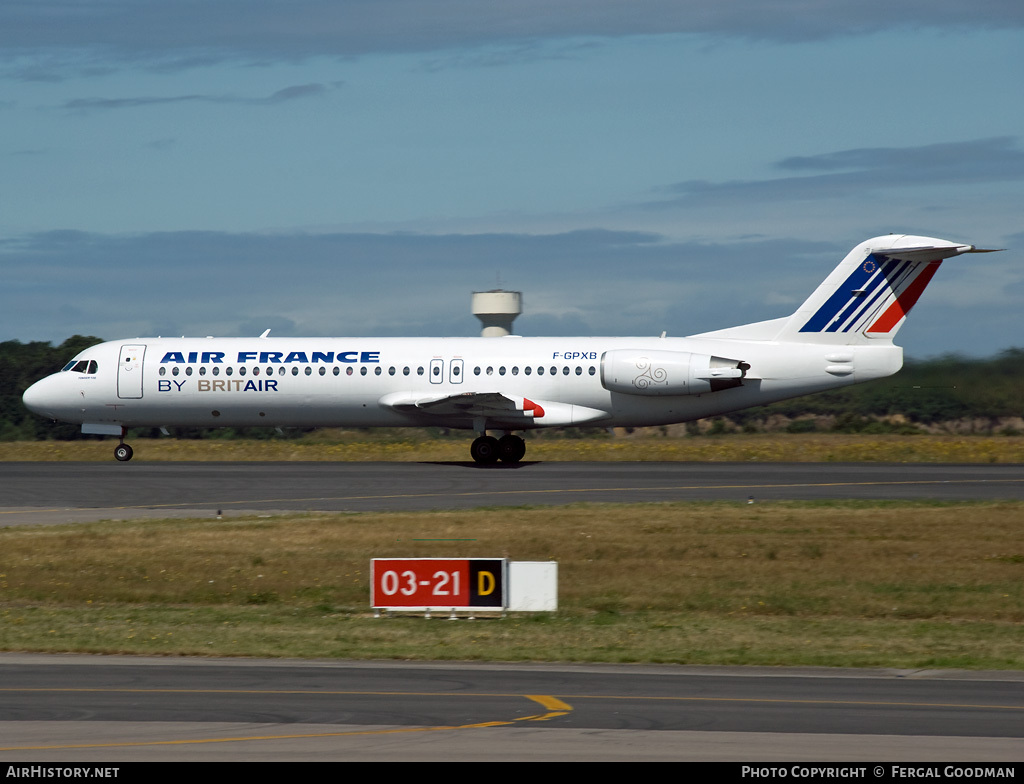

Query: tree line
left=2, top=336, right=1021, bottom=440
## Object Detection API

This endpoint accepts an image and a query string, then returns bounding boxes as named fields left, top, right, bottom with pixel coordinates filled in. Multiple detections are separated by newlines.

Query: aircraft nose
left=23, top=376, right=62, bottom=419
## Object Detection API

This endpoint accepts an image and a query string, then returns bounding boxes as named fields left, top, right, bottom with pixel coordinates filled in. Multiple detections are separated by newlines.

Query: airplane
left=23, top=234, right=997, bottom=464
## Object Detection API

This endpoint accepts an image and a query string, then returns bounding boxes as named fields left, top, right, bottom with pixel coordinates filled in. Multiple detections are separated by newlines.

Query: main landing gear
left=470, top=433, right=526, bottom=465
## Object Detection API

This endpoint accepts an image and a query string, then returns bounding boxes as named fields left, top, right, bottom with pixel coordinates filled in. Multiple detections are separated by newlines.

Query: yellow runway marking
left=3, top=685, right=1021, bottom=752
left=0, top=691, right=573, bottom=751
left=3, top=477, right=1022, bottom=517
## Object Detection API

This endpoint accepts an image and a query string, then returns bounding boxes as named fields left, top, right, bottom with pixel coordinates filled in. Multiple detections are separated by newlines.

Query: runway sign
left=371, top=558, right=506, bottom=611
left=507, top=561, right=558, bottom=611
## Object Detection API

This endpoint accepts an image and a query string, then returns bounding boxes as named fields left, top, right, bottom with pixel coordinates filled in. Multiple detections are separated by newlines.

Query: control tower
left=471, top=290, right=522, bottom=337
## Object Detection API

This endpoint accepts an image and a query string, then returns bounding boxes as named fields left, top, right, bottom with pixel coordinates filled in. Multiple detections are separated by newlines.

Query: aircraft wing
left=378, top=391, right=608, bottom=427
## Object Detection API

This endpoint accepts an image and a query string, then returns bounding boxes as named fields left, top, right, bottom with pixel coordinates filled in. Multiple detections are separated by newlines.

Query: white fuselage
left=23, top=334, right=903, bottom=431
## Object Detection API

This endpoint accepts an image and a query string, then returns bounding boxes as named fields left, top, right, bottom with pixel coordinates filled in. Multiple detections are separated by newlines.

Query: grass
left=2, top=501, right=1022, bottom=668
left=2, top=432, right=1024, bottom=462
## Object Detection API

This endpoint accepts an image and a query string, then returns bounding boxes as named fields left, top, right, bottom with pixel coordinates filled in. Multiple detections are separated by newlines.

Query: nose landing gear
left=114, top=441, right=133, bottom=462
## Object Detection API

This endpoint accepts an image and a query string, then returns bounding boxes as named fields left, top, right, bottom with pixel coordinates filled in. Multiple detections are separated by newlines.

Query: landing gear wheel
left=114, top=443, right=134, bottom=462
left=470, top=435, right=500, bottom=464
left=497, top=434, right=526, bottom=463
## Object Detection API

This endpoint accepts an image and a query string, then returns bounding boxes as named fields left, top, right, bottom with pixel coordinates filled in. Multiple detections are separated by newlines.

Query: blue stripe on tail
left=800, top=254, right=891, bottom=333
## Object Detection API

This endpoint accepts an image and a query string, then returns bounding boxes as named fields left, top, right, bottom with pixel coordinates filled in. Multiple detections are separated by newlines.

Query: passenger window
left=575, top=366, right=582, bottom=375
left=486, top=366, right=493, bottom=375
left=291, top=367, right=299, bottom=376
left=239, top=366, right=247, bottom=376
left=319, top=367, right=326, bottom=376
left=433, top=366, right=441, bottom=376
left=253, top=367, right=260, bottom=376
left=186, top=366, right=193, bottom=376
left=499, top=366, right=506, bottom=376
left=417, top=367, right=425, bottom=376
left=159, top=366, right=166, bottom=376
left=537, top=367, right=544, bottom=375
left=360, top=367, right=367, bottom=376
left=389, top=367, right=396, bottom=376
left=226, top=367, right=233, bottom=376
left=562, top=366, right=569, bottom=375
left=199, top=367, right=206, bottom=376
left=550, top=366, right=557, bottom=375
left=524, top=366, right=531, bottom=375
left=213, top=367, right=220, bottom=376
left=589, top=366, right=596, bottom=375
left=403, top=367, right=410, bottom=376
left=305, top=366, right=312, bottom=376
left=474, top=366, right=481, bottom=375
left=453, top=366, right=460, bottom=376
left=172, top=366, right=179, bottom=376
left=347, top=367, right=353, bottom=376
left=511, top=366, right=519, bottom=375
left=333, top=367, right=340, bottom=376
left=375, top=367, right=382, bottom=375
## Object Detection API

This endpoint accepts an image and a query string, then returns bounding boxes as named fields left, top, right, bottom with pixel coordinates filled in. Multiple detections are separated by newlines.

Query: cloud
left=776, top=137, right=1024, bottom=175
left=2, top=227, right=1016, bottom=357
left=62, top=83, right=336, bottom=112
left=2, top=1, right=1021, bottom=72
left=264, top=83, right=333, bottom=103
left=0, top=228, right=823, bottom=339
left=64, top=94, right=209, bottom=111
left=655, top=137, right=1024, bottom=206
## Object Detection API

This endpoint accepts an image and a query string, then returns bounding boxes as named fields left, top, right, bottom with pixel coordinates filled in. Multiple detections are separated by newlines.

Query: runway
left=1, top=655, right=1022, bottom=762
left=2, top=461, right=1023, bottom=525
left=3, top=462, right=1022, bottom=760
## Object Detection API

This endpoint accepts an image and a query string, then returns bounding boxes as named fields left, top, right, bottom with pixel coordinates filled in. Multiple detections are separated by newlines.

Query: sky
left=2, top=1, right=1022, bottom=358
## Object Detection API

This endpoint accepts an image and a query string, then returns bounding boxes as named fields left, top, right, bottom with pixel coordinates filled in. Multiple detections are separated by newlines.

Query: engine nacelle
left=600, top=349, right=747, bottom=396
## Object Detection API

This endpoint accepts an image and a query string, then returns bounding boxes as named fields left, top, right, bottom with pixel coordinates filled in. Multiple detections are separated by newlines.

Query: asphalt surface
left=1, top=655, right=1022, bottom=762
left=2, top=462, right=1022, bottom=760
left=2, top=461, right=1023, bottom=525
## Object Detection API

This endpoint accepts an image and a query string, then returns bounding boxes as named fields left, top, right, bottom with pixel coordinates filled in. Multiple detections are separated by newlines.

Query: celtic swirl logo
left=632, top=357, right=667, bottom=389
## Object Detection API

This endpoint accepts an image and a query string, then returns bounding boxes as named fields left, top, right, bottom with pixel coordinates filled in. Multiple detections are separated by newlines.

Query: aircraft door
left=449, top=358, right=464, bottom=384
left=429, top=358, right=444, bottom=385
left=118, top=344, right=146, bottom=399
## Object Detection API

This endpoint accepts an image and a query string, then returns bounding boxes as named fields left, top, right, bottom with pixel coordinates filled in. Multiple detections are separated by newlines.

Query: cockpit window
left=62, top=360, right=99, bottom=374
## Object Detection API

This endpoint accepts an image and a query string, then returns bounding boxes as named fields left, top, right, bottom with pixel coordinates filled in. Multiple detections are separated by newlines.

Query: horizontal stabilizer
left=870, top=243, right=999, bottom=262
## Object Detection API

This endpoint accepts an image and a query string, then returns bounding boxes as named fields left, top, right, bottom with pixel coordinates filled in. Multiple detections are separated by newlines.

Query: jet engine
left=600, top=349, right=748, bottom=396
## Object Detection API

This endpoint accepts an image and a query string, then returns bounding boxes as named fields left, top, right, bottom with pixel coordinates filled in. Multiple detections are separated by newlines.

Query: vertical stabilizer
left=776, top=234, right=979, bottom=344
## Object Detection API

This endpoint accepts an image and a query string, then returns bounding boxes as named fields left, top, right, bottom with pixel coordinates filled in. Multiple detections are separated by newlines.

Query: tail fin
left=776, top=234, right=991, bottom=344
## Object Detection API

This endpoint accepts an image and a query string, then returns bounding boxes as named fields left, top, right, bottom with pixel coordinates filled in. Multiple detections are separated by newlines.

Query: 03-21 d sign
left=371, top=558, right=506, bottom=610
